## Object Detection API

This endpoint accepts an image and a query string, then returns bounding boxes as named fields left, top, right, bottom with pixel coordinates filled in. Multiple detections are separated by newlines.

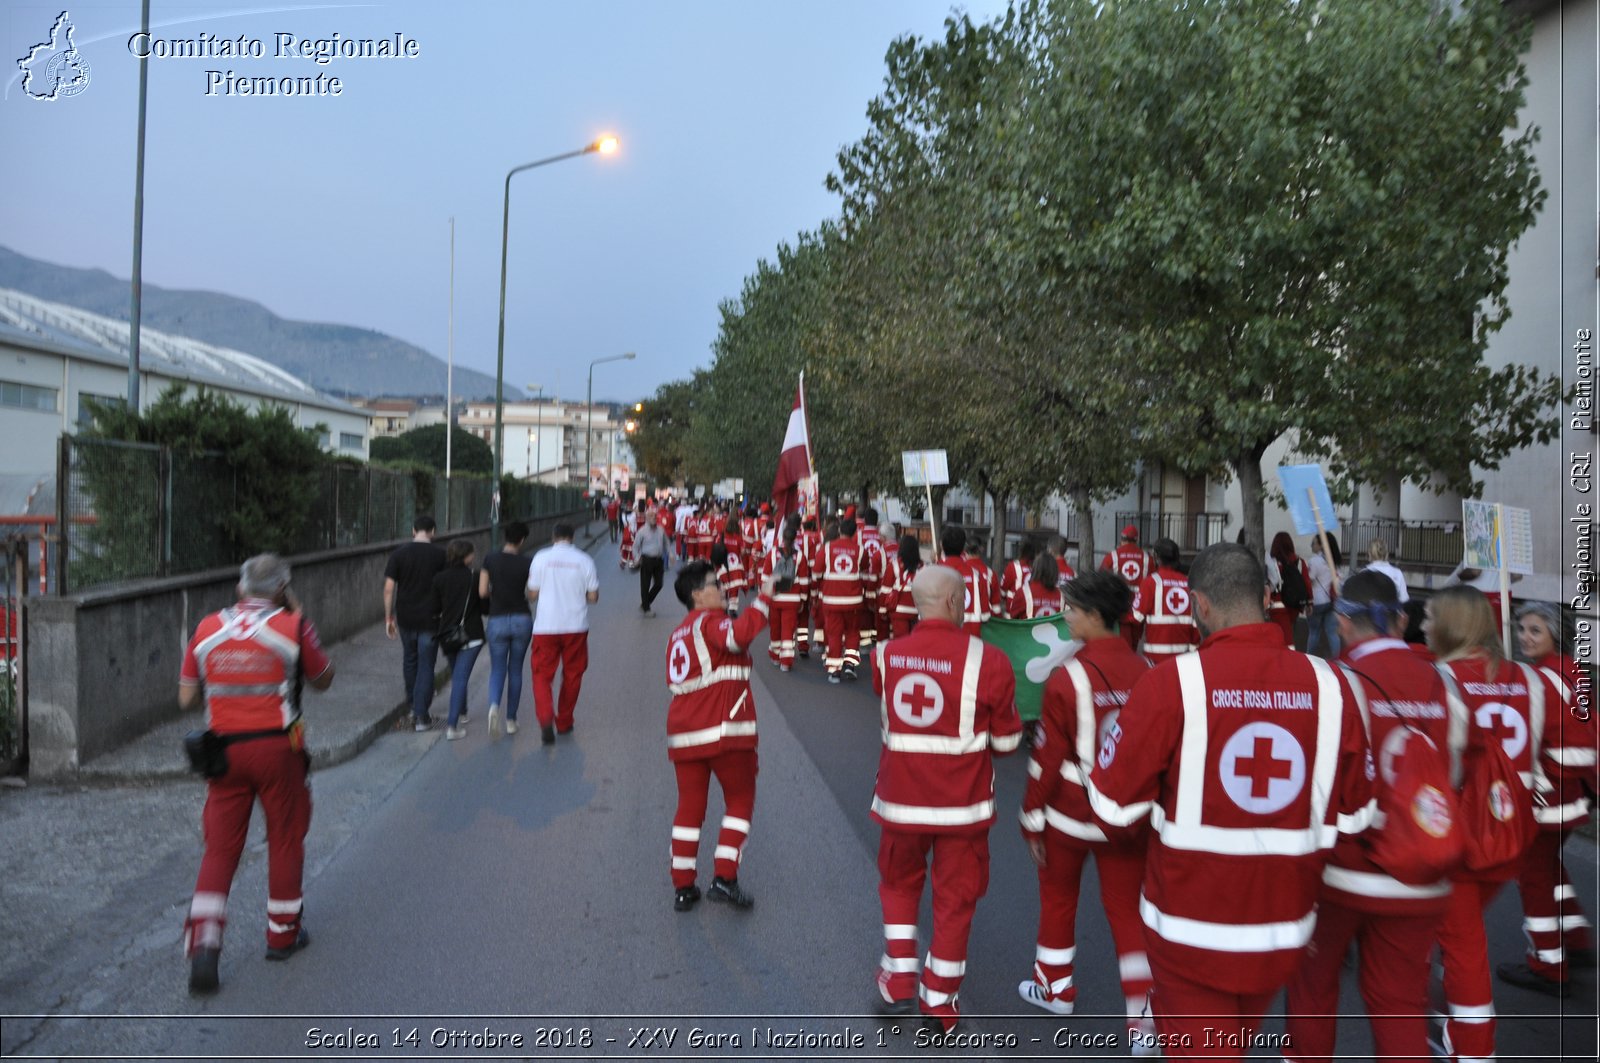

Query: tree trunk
left=1072, top=487, right=1094, bottom=574
left=990, top=489, right=1009, bottom=571
left=1235, top=450, right=1267, bottom=558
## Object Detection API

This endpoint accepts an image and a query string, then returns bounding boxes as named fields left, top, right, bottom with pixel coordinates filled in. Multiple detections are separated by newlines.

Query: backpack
left=1438, top=664, right=1538, bottom=874
left=1342, top=665, right=1465, bottom=884
left=1278, top=559, right=1309, bottom=609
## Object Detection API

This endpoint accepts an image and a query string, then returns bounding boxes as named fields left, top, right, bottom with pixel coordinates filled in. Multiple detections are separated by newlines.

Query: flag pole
left=799, top=371, right=815, bottom=516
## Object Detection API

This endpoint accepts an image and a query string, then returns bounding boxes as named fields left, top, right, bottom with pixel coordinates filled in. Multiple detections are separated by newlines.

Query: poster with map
left=1462, top=501, right=1534, bottom=575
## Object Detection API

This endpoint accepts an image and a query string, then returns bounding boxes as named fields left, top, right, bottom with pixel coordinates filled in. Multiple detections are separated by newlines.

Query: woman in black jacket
left=432, top=538, right=486, bottom=740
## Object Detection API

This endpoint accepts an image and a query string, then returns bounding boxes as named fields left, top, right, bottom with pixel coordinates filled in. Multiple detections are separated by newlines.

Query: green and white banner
left=982, top=615, right=1080, bottom=722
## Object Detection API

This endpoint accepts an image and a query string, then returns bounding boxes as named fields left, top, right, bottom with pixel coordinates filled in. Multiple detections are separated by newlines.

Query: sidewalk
left=73, top=520, right=610, bottom=785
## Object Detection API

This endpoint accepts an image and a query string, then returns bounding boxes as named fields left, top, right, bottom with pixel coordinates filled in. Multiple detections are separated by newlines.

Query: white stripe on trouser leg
left=919, top=985, right=955, bottom=1007
left=1554, top=884, right=1579, bottom=902
left=721, top=816, right=751, bottom=834
left=1448, top=1002, right=1495, bottom=1023
left=189, top=892, right=228, bottom=919
left=1035, top=944, right=1076, bottom=966
left=1524, top=916, right=1561, bottom=933
left=715, top=845, right=742, bottom=863
left=268, top=919, right=296, bottom=933
left=1119, top=952, right=1151, bottom=982
left=884, top=924, right=918, bottom=941
left=672, top=826, right=700, bottom=842
left=671, top=856, right=696, bottom=870
left=1034, top=964, right=1072, bottom=995
left=880, top=955, right=919, bottom=974
left=925, top=954, right=966, bottom=978
left=1535, top=947, right=1565, bottom=963
left=266, top=897, right=302, bottom=916
left=1560, top=915, right=1590, bottom=930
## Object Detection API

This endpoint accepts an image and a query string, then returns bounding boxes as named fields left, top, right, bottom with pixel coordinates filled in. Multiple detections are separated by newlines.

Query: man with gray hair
left=1086, top=542, right=1373, bottom=1057
left=179, top=553, right=335, bottom=996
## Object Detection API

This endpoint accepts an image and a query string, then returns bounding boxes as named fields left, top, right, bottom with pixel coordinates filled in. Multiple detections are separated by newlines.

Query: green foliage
left=373, top=423, right=493, bottom=475
left=630, top=374, right=717, bottom=488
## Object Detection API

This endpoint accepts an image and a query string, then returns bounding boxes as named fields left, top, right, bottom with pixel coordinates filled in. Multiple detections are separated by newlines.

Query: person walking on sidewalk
left=180, top=554, right=335, bottom=995
left=635, top=514, right=669, bottom=617
left=383, top=515, right=446, bottom=731
left=433, top=538, right=486, bottom=741
left=665, top=560, right=775, bottom=912
left=480, top=522, right=534, bottom=738
left=526, top=522, right=600, bottom=744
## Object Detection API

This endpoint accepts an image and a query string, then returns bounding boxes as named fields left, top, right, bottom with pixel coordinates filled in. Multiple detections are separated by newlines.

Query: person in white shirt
left=526, top=522, right=600, bottom=745
left=1304, top=533, right=1343, bottom=658
left=1362, top=538, right=1409, bottom=603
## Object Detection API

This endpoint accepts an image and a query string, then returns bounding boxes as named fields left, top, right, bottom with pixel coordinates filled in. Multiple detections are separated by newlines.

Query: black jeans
left=639, top=555, right=665, bottom=609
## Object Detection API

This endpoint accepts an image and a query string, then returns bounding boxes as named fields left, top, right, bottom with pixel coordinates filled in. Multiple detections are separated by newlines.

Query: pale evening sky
left=1, top=0, right=1007, bottom=402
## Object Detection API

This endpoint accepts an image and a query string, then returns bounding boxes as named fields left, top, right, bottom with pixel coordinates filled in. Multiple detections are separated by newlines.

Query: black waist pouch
left=183, top=730, right=229, bottom=779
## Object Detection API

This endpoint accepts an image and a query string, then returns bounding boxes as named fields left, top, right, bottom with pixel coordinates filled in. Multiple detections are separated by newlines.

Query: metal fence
left=1340, top=517, right=1463, bottom=569
left=56, top=436, right=584, bottom=592
left=1116, top=511, right=1232, bottom=554
left=2, top=535, right=24, bottom=772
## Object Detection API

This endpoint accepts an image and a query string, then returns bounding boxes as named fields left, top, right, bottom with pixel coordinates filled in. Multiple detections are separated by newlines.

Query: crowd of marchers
left=630, top=492, right=1596, bottom=1059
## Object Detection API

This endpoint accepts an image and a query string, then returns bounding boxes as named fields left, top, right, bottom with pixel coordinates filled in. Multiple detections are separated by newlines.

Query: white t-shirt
left=527, top=541, right=600, bottom=634
left=1366, top=559, right=1410, bottom=603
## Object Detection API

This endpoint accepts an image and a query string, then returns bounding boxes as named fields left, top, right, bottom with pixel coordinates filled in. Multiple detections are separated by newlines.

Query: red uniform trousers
left=1517, top=827, right=1593, bottom=980
left=670, top=750, right=757, bottom=888
left=1147, top=953, right=1276, bottom=1061
left=1284, top=897, right=1444, bottom=1062
left=531, top=631, right=588, bottom=731
left=795, top=599, right=812, bottom=656
left=822, top=604, right=861, bottom=673
left=877, top=830, right=989, bottom=1029
left=1031, top=832, right=1152, bottom=1030
left=184, top=736, right=310, bottom=956
left=1117, top=613, right=1142, bottom=651
left=858, top=596, right=878, bottom=648
left=890, top=613, right=917, bottom=639
left=1437, top=878, right=1505, bottom=1063
left=767, top=602, right=799, bottom=668
left=1268, top=605, right=1297, bottom=647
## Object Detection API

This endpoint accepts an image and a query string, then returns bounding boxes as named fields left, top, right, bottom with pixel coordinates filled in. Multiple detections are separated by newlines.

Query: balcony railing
left=1340, top=517, right=1462, bottom=569
left=1115, top=512, right=1231, bottom=554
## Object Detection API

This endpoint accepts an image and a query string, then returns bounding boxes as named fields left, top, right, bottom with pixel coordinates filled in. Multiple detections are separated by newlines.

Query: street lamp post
left=587, top=352, right=635, bottom=498
left=492, top=135, right=618, bottom=494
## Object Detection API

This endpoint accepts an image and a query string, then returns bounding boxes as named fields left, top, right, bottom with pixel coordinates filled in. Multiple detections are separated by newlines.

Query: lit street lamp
left=587, top=353, right=636, bottom=496
left=492, top=135, right=619, bottom=491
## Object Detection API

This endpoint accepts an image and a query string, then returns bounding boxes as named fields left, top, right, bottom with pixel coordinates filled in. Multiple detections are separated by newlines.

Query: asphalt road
left=2, top=541, right=1596, bottom=1061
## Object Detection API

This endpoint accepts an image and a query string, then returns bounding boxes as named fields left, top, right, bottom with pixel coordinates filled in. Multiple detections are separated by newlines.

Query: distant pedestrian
left=1364, top=539, right=1410, bottom=603
left=1009, top=551, right=1064, bottom=619
left=480, top=522, right=533, bottom=738
left=606, top=496, right=622, bottom=542
left=1305, top=533, right=1343, bottom=658
left=1267, top=531, right=1311, bottom=648
left=180, top=554, right=335, bottom=995
left=664, top=560, right=775, bottom=912
left=433, top=538, right=486, bottom=740
left=871, top=564, right=1023, bottom=1031
left=636, top=512, right=669, bottom=616
left=384, top=515, right=446, bottom=731
left=526, top=522, right=600, bottom=744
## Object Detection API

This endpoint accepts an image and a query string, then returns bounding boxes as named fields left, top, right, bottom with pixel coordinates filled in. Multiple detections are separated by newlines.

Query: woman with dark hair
left=1266, top=531, right=1310, bottom=647
left=1502, top=601, right=1597, bottom=995
left=1305, top=532, right=1344, bottom=659
left=479, top=522, right=532, bottom=738
left=881, top=534, right=923, bottom=638
left=432, top=537, right=486, bottom=740
left=1009, top=552, right=1063, bottom=619
left=1017, top=570, right=1153, bottom=1045
left=1426, top=586, right=1567, bottom=1052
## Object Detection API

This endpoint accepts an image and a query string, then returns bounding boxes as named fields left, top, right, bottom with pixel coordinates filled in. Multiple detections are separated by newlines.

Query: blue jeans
left=485, top=613, right=534, bottom=720
left=446, top=642, right=483, bottom=727
left=1307, top=602, right=1340, bottom=659
left=400, top=627, right=439, bottom=720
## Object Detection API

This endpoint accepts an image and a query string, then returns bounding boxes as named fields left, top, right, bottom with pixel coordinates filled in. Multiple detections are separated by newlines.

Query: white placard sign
left=902, top=450, right=950, bottom=488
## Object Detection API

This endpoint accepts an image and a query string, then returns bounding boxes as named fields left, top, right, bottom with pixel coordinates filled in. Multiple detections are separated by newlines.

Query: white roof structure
left=0, top=287, right=362, bottom=415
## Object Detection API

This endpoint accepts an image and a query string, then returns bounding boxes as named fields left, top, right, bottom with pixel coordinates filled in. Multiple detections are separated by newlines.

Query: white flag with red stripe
left=771, top=375, right=813, bottom=519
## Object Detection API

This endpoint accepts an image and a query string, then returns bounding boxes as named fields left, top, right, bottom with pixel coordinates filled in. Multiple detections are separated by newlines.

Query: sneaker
left=1496, top=961, right=1571, bottom=998
left=458, top=713, right=469, bottom=726
left=706, top=876, right=754, bottom=909
left=674, top=884, right=701, bottom=912
left=488, top=708, right=500, bottom=738
left=413, top=715, right=434, bottom=732
left=541, top=724, right=556, bottom=746
left=827, top=672, right=841, bottom=684
left=842, top=666, right=858, bottom=680
left=188, top=948, right=220, bottom=995
left=642, top=609, right=656, bottom=618
left=446, top=726, right=465, bottom=741
left=780, top=664, right=792, bottom=673
left=1017, top=978, right=1074, bottom=1015
left=264, top=926, right=310, bottom=962
left=505, top=718, right=518, bottom=736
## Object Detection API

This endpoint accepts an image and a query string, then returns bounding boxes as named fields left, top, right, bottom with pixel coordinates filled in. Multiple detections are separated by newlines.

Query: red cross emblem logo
left=1163, top=586, right=1190, bottom=615
left=1475, top=702, right=1527, bottom=760
left=668, top=641, right=692, bottom=684
left=1119, top=556, right=1142, bottom=582
left=833, top=553, right=855, bottom=575
left=1219, top=722, right=1306, bottom=814
left=891, top=673, right=945, bottom=728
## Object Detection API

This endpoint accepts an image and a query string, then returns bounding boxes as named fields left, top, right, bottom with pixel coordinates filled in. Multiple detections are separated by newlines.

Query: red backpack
left=1342, top=665, right=1465, bottom=884
left=1439, top=664, right=1539, bottom=874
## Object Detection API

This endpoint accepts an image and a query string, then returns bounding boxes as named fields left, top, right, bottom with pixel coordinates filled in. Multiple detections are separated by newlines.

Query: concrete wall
left=23, top=511, right=584, bottom=777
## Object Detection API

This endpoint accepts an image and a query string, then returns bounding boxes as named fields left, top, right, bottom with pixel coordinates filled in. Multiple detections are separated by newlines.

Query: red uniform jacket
left=665, top=598, right=771, bottom=762
left=1007, top=580, right=1063, bottom=619
left=183, top=601, right=331, bottom=734
left=858, top=528, right=887, bottom=603
left=1022, top=636, right=1151, bottom=845
left=1000, top=559, right=1031, bottom=616
left=939, top=555, right=998, bottom=635
left=716, top=550, right=749, bottom=599
left=1102, top=544, right=1152, bottom=587
left=878, top=555, right=918, bottom=627
left=761, top=544, right=810, bottom=608
left=1133, top=566, right=1199, bottom=656
left=1324, top=637, right=1464, bottom=915
left=871, top=618, right=1023, bottom=833
left=1537, top=652, right=1598, bottom=799
left=818, top=537, right=864, bottom=608
left=1086, top=622, right=1375, bottom=994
